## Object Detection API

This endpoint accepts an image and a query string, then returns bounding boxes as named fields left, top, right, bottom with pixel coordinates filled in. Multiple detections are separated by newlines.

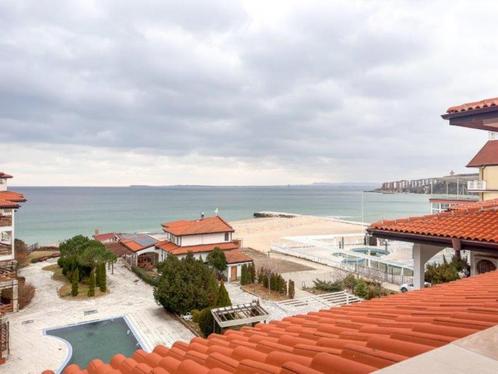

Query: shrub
left=425, top=256, right=461, bottom=285
left=131, top=265, right=159, bottom=286
left=313, top=279, right=344, bottom=292
left=19, top=282, right=35, bottom=309
left=71, top=268, right=79, bottom=296
left=198, top=307, right=214, bottom=337
left=240, top=264, right=249, bottom=285
left=88, top=270, right=96, bottom=297
left=343, top=274, right=357, bottom=291
left=353, top=279, right=368, bottom=299
left=191, top=309, right=201, bottom=323
left=288, top=279, right=295, bottom=299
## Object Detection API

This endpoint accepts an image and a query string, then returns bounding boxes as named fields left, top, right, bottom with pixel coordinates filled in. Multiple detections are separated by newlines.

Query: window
left=224, top=232, right=229, bottom=241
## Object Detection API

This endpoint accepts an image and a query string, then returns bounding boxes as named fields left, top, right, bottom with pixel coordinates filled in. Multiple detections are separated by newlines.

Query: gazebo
left=211, top=300, right=270, bottom=331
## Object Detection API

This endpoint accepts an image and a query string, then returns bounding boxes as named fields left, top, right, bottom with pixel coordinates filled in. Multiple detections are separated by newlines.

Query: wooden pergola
left=211, top=300, right=269, bottom=329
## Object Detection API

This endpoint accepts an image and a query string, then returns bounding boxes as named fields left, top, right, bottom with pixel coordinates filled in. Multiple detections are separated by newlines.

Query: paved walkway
left=3, top=259, right=194, bottom=374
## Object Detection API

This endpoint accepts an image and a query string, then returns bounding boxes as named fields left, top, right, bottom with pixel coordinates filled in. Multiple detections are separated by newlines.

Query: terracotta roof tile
left=156, top=240, right=240, bottom=256
left=447, top=97, right=498, bottom=113
left=368, top=208, right=498, bottom=243
left=467, top=140, right=498, bottom=167
left=223, top=249, right=253, bottom=264
left=0, top=199, right=19, bottom=209
left=93, top=232, right=118, bottom=242
left=0, top=190, right=26, bottom=203
left=46, top=269, right=498, bottom=374
left=162, top=216, right=234, bottom=236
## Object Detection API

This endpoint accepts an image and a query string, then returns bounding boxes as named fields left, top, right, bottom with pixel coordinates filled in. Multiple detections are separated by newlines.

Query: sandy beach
left=231, top=215, right=366, bottom=253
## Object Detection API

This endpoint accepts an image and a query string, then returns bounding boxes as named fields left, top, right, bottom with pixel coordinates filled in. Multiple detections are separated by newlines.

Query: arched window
left=476, top=259, right=496, bottom=274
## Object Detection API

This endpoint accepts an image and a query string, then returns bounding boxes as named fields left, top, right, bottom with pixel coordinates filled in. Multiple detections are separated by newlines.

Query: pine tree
left=99, top=262, right=107, bottom=292
left=249, top=263, right=256, bottom=283
left=215, top=281, right=232, bottom=307
left=71, top=268, right=79, bottom=297
left=288, top=279, right=295, bottom=299
left=206, top=273, right=219, bottom=306
left=88, top=269, right=96, bottom=297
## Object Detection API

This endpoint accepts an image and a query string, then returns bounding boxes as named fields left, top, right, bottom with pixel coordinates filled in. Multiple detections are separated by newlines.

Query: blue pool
left=46, top=317, right=143, bottom=370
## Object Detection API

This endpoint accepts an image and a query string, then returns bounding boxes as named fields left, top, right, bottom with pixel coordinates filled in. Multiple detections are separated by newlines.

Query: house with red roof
left=156, top=215, right=252, bottom=282
left=0, top=172, right=26, bottom=364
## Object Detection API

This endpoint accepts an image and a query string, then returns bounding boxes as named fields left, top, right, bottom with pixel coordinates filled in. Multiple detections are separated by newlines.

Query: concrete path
left=3, top=259, right=194, bottom=374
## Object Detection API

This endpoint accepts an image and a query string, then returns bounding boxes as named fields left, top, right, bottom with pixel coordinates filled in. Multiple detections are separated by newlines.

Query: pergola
left=367, top=206, right=498, bottom=289
left=211, top=300, right=270, bottom=329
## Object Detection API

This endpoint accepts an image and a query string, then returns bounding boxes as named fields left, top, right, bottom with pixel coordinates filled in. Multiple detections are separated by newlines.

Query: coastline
left=231, top=215, right=366, bottom=253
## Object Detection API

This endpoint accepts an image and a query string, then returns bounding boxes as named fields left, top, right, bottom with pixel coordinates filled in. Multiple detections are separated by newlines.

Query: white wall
left=180, top=232, right=230, bottom=246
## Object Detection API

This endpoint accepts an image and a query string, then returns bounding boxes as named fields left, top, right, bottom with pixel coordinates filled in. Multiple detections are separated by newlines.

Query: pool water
left=46, top=317, right=142, bottom=369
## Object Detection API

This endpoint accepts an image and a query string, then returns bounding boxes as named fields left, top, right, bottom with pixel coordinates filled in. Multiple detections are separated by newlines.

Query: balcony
left=0, top=216, right=12, bottom=228
left=467, top=180, right=487, bottom=192
left=0, top=243, right=11, bottom=257
left=0, top=261, right=15, bottom=281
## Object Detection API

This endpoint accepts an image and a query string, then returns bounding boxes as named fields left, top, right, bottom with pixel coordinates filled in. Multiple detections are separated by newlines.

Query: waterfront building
left=0, top=172, right=26, bottom=364
left=156, top=215, right=252, bottom=282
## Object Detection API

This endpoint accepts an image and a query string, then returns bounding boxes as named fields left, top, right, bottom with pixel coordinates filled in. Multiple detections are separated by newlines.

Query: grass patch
left=42, top=264, right=108, bottom=300
left=241, top=283, right=289, bottom=301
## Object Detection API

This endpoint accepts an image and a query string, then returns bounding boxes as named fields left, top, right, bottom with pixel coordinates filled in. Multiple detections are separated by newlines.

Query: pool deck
left=3, top=259, right=194, bottom=374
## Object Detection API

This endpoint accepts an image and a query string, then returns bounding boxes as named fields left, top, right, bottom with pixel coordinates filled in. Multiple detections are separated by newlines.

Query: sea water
left=14, top=185, right=432, bottom=245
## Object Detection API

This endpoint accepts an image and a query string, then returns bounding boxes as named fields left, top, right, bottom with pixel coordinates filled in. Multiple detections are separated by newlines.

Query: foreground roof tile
left=447, top=97, right=498, bottom=113
left=42, top=269, right=498, bottom=374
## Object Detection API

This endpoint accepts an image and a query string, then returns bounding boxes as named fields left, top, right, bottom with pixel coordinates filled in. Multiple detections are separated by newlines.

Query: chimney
left=201, top=212, right=205, bottom=220
left=95, top=228, right=100, bottom=235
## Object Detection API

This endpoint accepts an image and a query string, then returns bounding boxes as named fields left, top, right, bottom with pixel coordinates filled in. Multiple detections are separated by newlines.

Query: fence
left=272, top=245, right=413, bottom=286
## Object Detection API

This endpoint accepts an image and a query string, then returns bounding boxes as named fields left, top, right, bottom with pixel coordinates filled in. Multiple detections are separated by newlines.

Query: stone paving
left=3, top=259, right=194, bottom=374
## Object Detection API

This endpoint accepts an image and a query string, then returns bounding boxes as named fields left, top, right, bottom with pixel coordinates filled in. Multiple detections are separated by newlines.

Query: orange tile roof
left=93, top=232, right=118, bottom=242
left=120, top=239, right=151, bottom=253
left=157, top=240, right=240, bottom=256
left=0, top=199, right=19, bottom=209
left=369, top=208, right=498, bottom=243
left=0, top=172, right=12, bottom=179
left=467, top=140, right=498, bottom=167
left=447, top=97, right=498, bottom=113
left=224, top=249, right=253, bottom=264
left=0, top=190, right=26, bottom=203
left=449, top=198, right=498, bottom=211
left=50, top=269, right=498, bottom=374
left=162, top=216, right=234, bottom=236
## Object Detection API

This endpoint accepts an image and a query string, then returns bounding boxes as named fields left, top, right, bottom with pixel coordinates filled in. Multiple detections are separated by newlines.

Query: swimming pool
left=46, top=316, right=144, bottom=371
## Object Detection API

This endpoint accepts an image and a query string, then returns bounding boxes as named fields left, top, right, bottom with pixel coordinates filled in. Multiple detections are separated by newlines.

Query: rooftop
left=0, top=199, right=19, bottom=209
left=0, top=172, right=12, bottom=179
left=162, top=216, right=234, bottom=236
left=0, top=191, right=27, bottom=203
left=223, top=249, right=253, bottom=264
left=446, top=97, right=498, bottom=114
left=368, top=207, right=498, bottom=249
left=52, top=269, right=498, bottom=374
left=120, top=234, right=158, bottom=252
left=467, top=140, right=498, bottom=167
left=156, top=240, right=240, bottom=256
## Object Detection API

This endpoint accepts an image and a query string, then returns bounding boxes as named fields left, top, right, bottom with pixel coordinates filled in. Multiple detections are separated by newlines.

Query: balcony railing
left=0, top=216, right=12, bottom=227
left=467, top=180, right=487, bottom=191
left=0, top=243, right=12, bottom=257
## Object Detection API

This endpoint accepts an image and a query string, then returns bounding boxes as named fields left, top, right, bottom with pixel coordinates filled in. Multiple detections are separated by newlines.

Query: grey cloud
left=0, top=1, right=495, bottom=182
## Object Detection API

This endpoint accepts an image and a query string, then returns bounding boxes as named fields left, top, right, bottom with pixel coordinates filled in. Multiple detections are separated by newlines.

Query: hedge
left=131, top=265, right=159, bottom=286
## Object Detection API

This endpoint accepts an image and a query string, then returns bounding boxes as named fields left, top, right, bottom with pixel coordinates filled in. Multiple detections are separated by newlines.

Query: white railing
left=467, top=180, right=487, bottom=191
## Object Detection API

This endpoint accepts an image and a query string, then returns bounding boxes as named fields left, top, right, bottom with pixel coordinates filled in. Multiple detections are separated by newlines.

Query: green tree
left=71, top=268, right=79, bottom=297
left=288, top=279, right=295, bottom=299
left=206, top=274, right=219, bottom=306
left=215, top=281, right=232, bottom=307
left=154, top=254, right=218, bottom=315
left=95, top=262, right=101, bottom=288
left=207, top=248, right=227, bottom=276
left=97, top=262, right=107, bottom=292
left=249, top=263, right=256, bottom=283
left=88, top=269, right=96, bottom=297
left=240, top=264, right=248, bottom=285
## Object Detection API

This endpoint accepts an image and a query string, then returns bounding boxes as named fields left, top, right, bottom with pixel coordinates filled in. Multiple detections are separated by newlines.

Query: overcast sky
left=1, top=0, right=496, bottom=186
